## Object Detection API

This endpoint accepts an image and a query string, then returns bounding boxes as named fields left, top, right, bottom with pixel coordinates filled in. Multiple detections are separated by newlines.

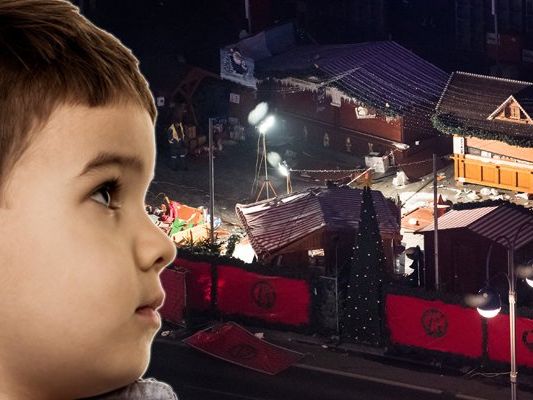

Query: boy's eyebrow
left=78, top=151, right=146, bottom=177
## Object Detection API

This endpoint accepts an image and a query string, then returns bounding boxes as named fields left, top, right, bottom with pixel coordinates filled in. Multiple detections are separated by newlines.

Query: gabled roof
left=514, top=86, right=533, bottom=117
left=487, top=95, right=533, bottom=122
left=236, top=186, right=400, bottom=260
left=433, top=72, right=533, bottom=147
left=256, top=41, right=449, bottom=116
left=418, top=204, right=533, bottom=250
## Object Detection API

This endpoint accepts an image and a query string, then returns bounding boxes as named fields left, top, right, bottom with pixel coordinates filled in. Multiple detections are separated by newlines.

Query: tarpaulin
left=172, top=258, right=212, bottom=311
left=183, top=322, right=304, bottom=375
left=159, top=268, right=186, bottom=325
left=386, top=294, right=483, bottom=358
left=487, top=314, right=533, bottom=367
left=216, top=265, right=310, bottom=326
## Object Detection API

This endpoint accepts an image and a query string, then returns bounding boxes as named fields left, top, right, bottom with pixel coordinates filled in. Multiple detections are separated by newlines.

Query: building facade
left=224, top=35, right=451, bottom=166
left=455, top=0, right=533, bottom=76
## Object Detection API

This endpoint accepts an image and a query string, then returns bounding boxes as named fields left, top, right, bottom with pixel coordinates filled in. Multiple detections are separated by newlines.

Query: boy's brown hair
left=0, top=0, right=156, bottom=194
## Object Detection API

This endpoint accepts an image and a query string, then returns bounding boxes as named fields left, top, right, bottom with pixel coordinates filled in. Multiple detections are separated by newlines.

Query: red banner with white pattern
left=160, top=268, right=186, bottom=325
left=487, top=314, right=533, bottom=367
left=386, top=294, right=483, bottom=358
left=217, top=265, right=310, bottom=326
left=172, top=258, right=212, bottom=311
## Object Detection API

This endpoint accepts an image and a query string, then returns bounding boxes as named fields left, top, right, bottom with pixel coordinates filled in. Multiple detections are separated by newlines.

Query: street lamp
left=526, top=263, right=533, bottom=288
left=475, top=220, right=533, bottom=400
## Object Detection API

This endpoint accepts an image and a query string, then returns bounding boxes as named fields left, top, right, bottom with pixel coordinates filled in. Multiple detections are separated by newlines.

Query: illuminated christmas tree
left=341, top=186, right=386, bottom=346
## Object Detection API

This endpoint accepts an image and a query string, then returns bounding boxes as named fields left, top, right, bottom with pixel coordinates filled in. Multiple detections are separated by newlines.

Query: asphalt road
left=146, top=340, right=484, bottom=400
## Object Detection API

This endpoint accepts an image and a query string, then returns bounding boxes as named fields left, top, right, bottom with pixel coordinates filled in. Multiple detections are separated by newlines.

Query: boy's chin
left=79, top=365, right=149, bottom=399
left=80, top=348, right=152, bottom=398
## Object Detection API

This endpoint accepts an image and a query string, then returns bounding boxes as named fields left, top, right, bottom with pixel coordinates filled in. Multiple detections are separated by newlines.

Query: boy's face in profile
left=0, top=103, right=176, bottom=398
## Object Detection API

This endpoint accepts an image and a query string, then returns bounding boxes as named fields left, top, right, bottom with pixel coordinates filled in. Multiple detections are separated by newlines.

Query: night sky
left=75, top=0, right=464, bottom=88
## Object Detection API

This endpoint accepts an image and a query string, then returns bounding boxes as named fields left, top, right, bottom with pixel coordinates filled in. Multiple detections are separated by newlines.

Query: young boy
left=0, top=1, right=179, bottom=399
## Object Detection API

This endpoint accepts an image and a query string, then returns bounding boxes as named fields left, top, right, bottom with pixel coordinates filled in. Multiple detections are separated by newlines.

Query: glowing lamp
left=258, top=115, right=275, bottom=134
left=476, top=287, right=502, bottom=319
left=278, top=162, right=289, bottom=177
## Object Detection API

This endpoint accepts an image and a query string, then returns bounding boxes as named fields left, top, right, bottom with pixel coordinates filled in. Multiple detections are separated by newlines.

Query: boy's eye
left=90, top=179, right=122, bottom=209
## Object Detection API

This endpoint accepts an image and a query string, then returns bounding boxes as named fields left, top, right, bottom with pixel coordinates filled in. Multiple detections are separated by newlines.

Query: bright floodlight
left=267, top=151, right=281, bottom=168
left=248, top=102, right=268, bottom=126
left=278, top=162, right=289, bottom=177
left=527, top=277, right=533, bottom=288
left=258, top=115, right=275, bottom=134
left=476, top=287, right=502, bottom=319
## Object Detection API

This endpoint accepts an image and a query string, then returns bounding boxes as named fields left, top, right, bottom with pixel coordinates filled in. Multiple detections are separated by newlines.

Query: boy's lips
left=135, top=293, right=164, bottom=327
left=136, top=292, right=165, bottom=312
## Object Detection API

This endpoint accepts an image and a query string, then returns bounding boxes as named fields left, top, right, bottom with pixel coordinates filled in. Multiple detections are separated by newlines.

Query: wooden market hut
left=433, top=72, right=533, bottom=194
left=236, top=186, right=402, bottom=276
left=222, top=24, right=451, bottom=169
left=417, top=202, right=533, bottom=298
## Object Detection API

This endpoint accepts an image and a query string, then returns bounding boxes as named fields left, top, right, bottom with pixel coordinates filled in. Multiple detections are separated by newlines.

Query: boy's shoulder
left=89, top=378, right=178, bottom=400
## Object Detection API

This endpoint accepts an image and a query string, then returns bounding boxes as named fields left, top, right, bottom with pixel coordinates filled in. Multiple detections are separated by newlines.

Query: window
left=466, top=147, right=481, bottom=156
left=509, top=104, right=521, bottom=119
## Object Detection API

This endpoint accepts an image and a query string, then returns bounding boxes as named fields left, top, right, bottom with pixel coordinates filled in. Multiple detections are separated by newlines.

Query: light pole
left=433, top=153, right=440, bottom=291
left=475, top=220, right=533, bottom=400
left=208, top=118, right=215, bottom=245
left=254, top=114, right=276, bottom=201
left=278, top=161, right=292, bottom=194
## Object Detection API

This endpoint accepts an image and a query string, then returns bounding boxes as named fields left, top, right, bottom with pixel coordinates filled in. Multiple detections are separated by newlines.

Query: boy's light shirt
left=90, top=378, right=178, bottom=400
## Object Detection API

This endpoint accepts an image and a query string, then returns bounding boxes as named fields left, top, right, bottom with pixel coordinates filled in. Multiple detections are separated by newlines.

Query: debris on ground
left=392, top=171, right=409, bottom=187
left=516, top=192, right=530, bottom=200
left=466, top=191, right=480, bottom=201
left=480, top=187, right=492, bottom=196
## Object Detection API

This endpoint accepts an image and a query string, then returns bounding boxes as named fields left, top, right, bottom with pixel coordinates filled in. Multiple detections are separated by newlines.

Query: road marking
left=294, top=364, right=490, bottom=399
left=455, top=395, right=489, bottom=400
left=295, top=363, right=444, bottom=394
left=183, top=384, right=270, bottom=400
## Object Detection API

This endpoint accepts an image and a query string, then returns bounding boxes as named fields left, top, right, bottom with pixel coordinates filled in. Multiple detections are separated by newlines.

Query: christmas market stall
left=235, top=185, right=402, bottom=277
left=433, top=71, right=533, bottom=194
left=417, top=201, right=533, bottom=297
left=221, top=22, right=451, bottom=169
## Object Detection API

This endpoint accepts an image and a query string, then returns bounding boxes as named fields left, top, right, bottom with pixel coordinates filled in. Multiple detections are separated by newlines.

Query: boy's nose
left=135, top=216, right=176, bottom=273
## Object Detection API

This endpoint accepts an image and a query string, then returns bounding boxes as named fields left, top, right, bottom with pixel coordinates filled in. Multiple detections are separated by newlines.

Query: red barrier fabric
left=172, top=258, right=212, bottom=311
left=216, top=265, right=310, bottom=326
left=159, top=268, right=186, bottom=325
left=183, top=322, right=304, bottom=375
left=386, top=294, right=483, bottom=358
left=487, top=314, right=533, bottom=367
